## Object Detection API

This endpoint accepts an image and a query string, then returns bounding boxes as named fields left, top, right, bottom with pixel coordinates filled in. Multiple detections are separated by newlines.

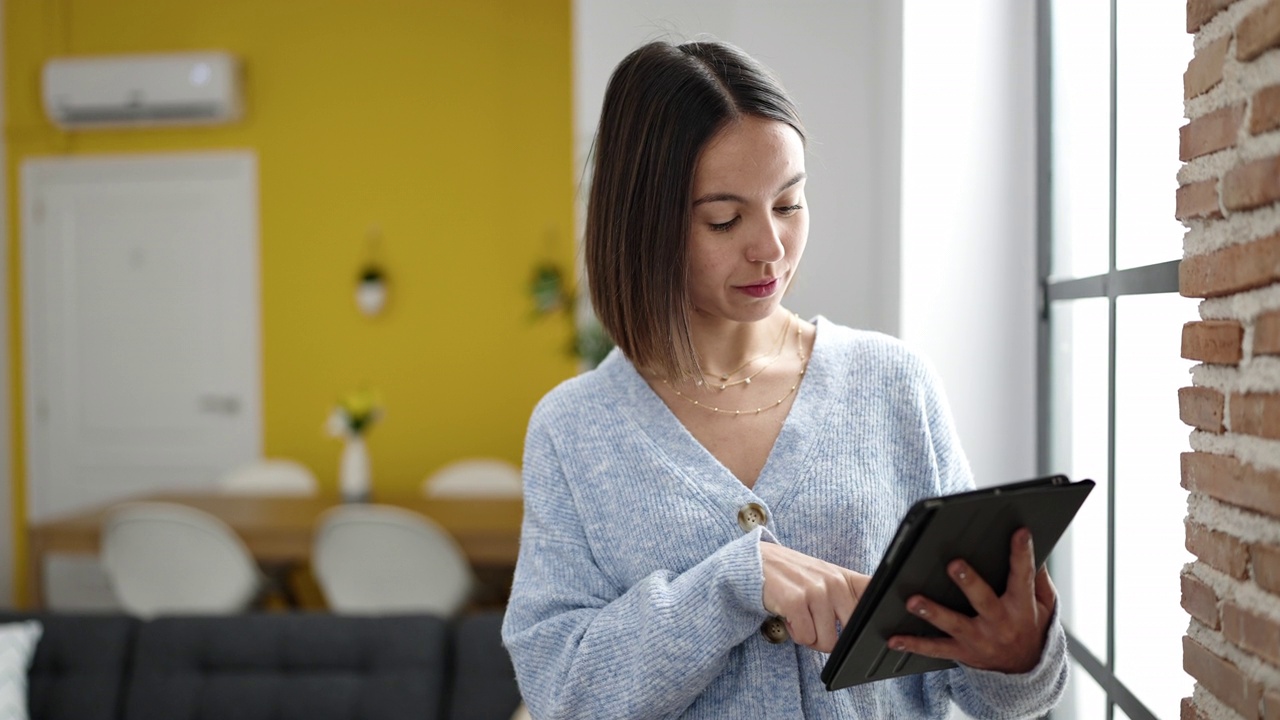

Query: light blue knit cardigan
left=502, top=317, right=1068, bottom=719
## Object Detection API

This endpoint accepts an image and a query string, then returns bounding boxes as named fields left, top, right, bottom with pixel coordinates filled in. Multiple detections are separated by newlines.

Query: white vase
left=339, top=436, right=372, bottom=502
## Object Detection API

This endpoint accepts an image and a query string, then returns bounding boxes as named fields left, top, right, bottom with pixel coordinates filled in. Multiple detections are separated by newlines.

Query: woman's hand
left=888, top=528, right=1057, bottom=674
left=760, top=543, right=871, bottom=653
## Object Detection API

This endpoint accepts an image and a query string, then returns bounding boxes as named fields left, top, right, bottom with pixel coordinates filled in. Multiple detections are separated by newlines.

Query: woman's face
left=686, top=115, right=808, bottom=325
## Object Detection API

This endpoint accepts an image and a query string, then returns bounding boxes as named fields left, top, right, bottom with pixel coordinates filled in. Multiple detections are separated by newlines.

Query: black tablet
left=821, top=475, right=1094, bottom=691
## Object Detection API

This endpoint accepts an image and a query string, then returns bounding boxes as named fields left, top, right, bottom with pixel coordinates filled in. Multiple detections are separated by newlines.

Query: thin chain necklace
left=663, top=314, right=807, bottom=417
left=699, top=313, right=793, bottom=391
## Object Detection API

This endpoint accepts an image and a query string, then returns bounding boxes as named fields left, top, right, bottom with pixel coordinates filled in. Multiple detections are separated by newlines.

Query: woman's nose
left=746, top=220, right=786, bottom=264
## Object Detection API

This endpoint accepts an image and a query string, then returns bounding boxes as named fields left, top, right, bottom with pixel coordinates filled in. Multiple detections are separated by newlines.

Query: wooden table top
left=28, top=492, right=524, bottom=566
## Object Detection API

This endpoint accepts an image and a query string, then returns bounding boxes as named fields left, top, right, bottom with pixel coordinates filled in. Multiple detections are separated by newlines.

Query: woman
left=502, top=39, right=1066, bottom=719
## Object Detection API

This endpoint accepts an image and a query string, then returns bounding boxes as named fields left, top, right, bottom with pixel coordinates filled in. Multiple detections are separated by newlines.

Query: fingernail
left=952, top=563, right=967, bottom=580
left=915, top=605, right=928, bottom=617
left=893, top=641, right=907, bottom=651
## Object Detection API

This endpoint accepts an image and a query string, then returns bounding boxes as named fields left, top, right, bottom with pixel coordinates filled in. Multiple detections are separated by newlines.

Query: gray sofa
left=1, top=610, right=522, bottom=720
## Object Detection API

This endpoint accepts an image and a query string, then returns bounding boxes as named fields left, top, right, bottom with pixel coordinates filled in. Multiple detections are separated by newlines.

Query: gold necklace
left=664, top=315, right=807, bottom=416
left=701, top=312, right=788, bottom=389
left=701, top=313, right=793, bottom=390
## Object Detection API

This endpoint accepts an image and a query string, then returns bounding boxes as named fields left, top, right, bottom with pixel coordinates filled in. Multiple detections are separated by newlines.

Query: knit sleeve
left=913, top=355, right=1070, bottom=717
left=501, top=404, right=772, bottom=720
left=941, top=604, right=1070, bottom=719
left=916, top=354, right=975, bottom=497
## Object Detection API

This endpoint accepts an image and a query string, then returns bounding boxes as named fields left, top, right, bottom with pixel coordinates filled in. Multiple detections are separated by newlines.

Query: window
left=1039, top=1, right=1196, bottom=719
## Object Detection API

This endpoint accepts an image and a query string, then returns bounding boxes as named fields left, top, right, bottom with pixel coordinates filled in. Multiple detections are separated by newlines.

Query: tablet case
left=821, top=475, right=1094, bottom=691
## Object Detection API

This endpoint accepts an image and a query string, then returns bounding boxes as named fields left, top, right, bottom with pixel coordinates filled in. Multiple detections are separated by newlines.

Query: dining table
left=25, top=492, right=524, bottom=609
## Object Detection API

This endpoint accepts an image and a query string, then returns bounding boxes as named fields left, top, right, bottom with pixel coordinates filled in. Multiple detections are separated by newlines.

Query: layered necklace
left=662, top=313, right=808, bottom=417
left=700, top=312, right=792, bottom=391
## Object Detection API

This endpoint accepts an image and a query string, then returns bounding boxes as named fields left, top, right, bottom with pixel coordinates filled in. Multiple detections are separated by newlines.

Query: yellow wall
left=5, top=0, right=576, bottom=603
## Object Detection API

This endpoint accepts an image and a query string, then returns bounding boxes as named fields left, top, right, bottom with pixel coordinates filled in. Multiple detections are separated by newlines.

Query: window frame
left=1035, top=1, right=1181, bottom=719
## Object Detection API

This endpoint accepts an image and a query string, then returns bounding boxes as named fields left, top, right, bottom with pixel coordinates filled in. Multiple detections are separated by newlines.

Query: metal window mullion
left=1036, top=0, right=1052, bottom=478
left=1105, top=0, right=1119, bottom=716
left=1106, top=296, right=1119, bottom=720
left=1045, top=260, right=1180, bottom=302
left=1035, top=3, right=1054, bottom=714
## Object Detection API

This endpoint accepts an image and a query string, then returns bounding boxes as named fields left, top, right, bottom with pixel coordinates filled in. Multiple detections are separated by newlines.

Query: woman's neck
left=688, top=308, right=794, bottom=379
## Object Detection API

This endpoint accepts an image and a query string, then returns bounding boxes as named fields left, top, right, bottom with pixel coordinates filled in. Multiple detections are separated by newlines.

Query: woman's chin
left=691, top=301, right=785, bottom=326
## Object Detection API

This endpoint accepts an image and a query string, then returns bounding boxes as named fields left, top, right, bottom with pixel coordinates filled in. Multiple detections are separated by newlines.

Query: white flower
left=325, top=408, right=350, bottom=438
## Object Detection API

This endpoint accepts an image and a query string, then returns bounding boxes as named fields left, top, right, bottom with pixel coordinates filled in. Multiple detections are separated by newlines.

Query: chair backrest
left=217, top=458, right=318, bottom=495
left=421, top=458, right=522, bottom=499
left=313, top=505, right=472, bottom=616
left=101, top=502, right=261, bottom=619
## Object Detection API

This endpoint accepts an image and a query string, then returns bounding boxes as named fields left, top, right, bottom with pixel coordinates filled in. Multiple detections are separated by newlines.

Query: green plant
left=529, top=261, right=614, bottom=369
left=572, top=319, right=614, bottom=370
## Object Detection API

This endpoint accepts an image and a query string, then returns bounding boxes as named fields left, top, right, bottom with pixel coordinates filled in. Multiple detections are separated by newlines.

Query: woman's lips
left=736, top=277, right=780, bottom=298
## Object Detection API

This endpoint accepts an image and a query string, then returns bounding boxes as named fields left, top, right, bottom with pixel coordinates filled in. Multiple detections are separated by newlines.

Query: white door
left=23, top=152, right=260, bottom=607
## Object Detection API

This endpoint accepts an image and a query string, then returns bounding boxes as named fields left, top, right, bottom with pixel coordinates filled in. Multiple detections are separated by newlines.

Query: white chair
left=421, top=458, right=523, bottom=499
left=313, top=505, right=473, bottom=616
left=101, top=502, right=262, bottom=618
left=216, top=459, right=318, bottom=607
left=217, top=458, right=318, bottom=495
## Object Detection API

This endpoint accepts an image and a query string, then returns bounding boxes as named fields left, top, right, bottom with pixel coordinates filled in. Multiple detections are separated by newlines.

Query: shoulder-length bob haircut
left=585, top=40, right=805, bottom=381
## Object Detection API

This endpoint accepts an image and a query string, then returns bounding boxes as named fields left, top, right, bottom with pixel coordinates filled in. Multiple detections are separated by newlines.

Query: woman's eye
left=709, top=217, right=739, bottom=232
left=775, top=204, right=804, bottom=216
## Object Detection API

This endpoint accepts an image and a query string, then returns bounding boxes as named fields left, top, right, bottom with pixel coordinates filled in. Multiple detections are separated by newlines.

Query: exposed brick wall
left=1182, top=320, right=1245, bottom=363
left=1181, top=0, right=1280, bottom=717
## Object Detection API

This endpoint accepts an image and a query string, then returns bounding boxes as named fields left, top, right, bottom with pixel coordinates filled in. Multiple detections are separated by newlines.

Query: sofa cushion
left=0, top=613, right=137, bottom=720
left=448, top=613, right=521, bottom=720
left=122, top=614, right=449, bottom=720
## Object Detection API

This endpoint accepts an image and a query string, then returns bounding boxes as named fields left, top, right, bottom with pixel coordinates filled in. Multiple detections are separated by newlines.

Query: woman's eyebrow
left=691, top=172, right=807, bottom=207
left=692, top=192, right=746, bottom=207
left=777, top=171, right=806, bottom=193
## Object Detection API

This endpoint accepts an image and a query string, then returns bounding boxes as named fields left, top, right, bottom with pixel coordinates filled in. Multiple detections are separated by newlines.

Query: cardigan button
left=737, top=503, right=768, bottom=533
left=760, top=616, right=789, bottom=644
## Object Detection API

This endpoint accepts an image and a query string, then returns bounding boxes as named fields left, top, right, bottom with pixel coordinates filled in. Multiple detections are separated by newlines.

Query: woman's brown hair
left=585, top=40, right=805, bottom=380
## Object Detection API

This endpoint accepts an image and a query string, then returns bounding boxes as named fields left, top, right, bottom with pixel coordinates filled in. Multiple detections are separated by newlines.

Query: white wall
left=900, top=0, right=1038, bottom=489
left=573, top=0, right=903, bottom=335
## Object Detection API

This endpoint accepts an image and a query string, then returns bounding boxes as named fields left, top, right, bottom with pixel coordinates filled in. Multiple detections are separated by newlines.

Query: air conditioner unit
left=42, top=52, right=243, bottom=129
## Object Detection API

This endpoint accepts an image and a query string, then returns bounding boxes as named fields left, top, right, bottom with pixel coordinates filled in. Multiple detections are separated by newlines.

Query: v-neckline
left=618, top=316, right=843, bottom=504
